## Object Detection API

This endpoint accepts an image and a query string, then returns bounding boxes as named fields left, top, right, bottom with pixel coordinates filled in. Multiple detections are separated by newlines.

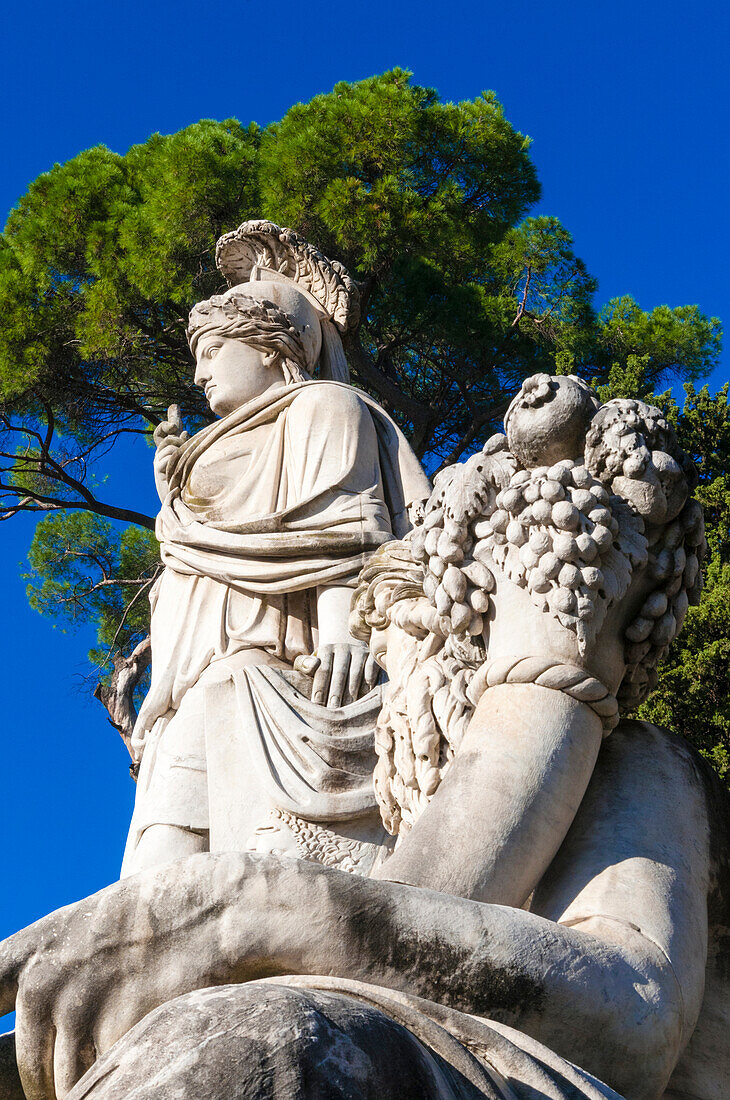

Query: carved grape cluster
left=419, top=515, right=495, bottom=637
left=406, top=378, right=707, bottom=717
left=585, top=400, right=670, bottom=478
left=619, top=497, right=705, bottom=708
left=584, top=399, right=695, bottom=525
left=409, top=438, right=515, bottom=638
left=475, top=460, right=647, bottom=652
left=374, top=634, right=479, bottom=836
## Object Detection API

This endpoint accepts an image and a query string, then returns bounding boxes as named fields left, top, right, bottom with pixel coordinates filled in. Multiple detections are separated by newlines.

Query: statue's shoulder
left=610, top=719, right=727, bottom=803
left=288, top=381, right=374, bottom=423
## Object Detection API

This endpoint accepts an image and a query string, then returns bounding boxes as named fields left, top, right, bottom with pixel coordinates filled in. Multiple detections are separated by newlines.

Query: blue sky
left=1, top=0, right=729, bottom=1026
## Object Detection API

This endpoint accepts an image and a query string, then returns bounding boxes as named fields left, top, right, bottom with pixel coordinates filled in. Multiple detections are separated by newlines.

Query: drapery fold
left=133, top=380, right=430, bottom=752
left=157, top=380, right=430, bottom=594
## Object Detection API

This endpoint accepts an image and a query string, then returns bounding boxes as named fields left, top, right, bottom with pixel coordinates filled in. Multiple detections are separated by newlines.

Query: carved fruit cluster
left=417, top=512, right=495, bottom=638
left=405, top=381, right=707, bottom=714
left=619, top=497, right=705, bottom=708
left=409, top=437, right=515, bottom=638
left=374, top=634, right=478, bottom=837
left=472, top=459, right=646, bottom=651
left=584, top=399, right=695, bottom=525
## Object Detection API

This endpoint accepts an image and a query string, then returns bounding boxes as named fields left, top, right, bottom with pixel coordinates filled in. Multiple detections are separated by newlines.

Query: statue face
left=194, top=333, right=286, bottom=416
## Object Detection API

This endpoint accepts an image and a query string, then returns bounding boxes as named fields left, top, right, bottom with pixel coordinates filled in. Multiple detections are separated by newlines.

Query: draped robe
left=134, top=380, right=428, bottom=751
left=122, top=380, right=430, bottom=865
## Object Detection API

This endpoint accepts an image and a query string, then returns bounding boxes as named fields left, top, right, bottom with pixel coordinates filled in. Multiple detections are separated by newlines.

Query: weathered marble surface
left=1, top=725, right=727, bottom=1100
left=0, top=227, right=727, bottom=1100
left=121, top=221, right=429, bottom=878
left=63, top=980, right=627, bottom=1100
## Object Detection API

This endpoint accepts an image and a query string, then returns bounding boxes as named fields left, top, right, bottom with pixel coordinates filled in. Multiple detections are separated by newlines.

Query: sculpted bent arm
left=375, top=682, right=605, bottom=907
left=0, top=721, right=708, bottom=1100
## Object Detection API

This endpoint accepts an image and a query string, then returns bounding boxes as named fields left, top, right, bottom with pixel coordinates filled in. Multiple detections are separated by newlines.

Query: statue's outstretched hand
left=0, top=899, right=109, bottom=1099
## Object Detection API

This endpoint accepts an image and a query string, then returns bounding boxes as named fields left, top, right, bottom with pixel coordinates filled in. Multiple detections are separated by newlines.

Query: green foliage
left=639, top=556, right=730, bottom=782
left=592, top=356, right=659, bottom=404
left=3, top=70, right=727, bottom=775
left=642, top=383, right=730, bottom=783
left=1, top=118, right=259, bottom=413
left=26, top=511, right=159, bottom=668
left=596, top=297, right=721, bottom=387
left=2, top=70, right=718, bottom=482
left=260, top=71, right=539, bottom=271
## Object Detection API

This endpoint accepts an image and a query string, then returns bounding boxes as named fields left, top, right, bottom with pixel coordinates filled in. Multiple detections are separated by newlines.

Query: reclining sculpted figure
left=0, top=286, right=727, bottom=1097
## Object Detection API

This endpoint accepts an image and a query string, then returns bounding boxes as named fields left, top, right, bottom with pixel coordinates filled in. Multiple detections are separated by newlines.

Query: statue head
left=186, top=220, right=361, bottom=411
left=188, top=288, right=315, bottom=414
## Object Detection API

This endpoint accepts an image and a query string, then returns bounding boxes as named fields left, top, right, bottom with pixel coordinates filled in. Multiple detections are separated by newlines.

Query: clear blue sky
left=1, top=0, right=729, bottom=1027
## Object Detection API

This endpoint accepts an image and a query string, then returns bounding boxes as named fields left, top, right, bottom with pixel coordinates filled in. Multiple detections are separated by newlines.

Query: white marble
left=0, top=231, right=726, bottom=1100
left=122, top=221, right=430, bottom=877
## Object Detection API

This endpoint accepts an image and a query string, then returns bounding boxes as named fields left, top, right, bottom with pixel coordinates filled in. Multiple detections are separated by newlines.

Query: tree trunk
left=94, top=637, right=151, bottom=778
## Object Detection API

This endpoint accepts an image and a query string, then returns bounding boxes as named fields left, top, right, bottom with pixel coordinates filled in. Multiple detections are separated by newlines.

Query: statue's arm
left=1, top=803, right=698, bottom=1100
left=373, top=681, right=606, bottom=908
left=152, top=405, right=188, bottom=501
left=281, top=387, right=385, bottom=706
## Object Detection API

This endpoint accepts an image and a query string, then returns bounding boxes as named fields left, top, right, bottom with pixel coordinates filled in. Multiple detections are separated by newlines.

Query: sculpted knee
left=66, top=982, right=488, bottom=1099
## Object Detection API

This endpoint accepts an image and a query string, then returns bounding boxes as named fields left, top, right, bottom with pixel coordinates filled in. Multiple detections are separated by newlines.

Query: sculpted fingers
left=327, top=644, right=351, bottom=708
left=347, top=646, right=368, bottom=703
left=293, top=654, right=320, bottom=678
left=313, top=644, right=374, bottom=706
left=166, top=404, right=183, bottom=434
left=0, top=937, right=21, bottom=1018
left=152, top=421, right=173, bottom=448
left=53, top=1024, right=95, bottom=1099
left=15, top=987, right=55, bottom=1100
left=153, top=404, right=184, bottom=448
left=153, top=436, right=187, bottom=491
left=153, top=426, right=188, bottom=453
left=364, top=653, right=380, bottom=691
left=153, top=445, right=173, bottom=472
left=311, top=646, right=334, bottom=705
left=0, top=924, right=40, bottom=1017
left=154, top=436, right=186, bottom=462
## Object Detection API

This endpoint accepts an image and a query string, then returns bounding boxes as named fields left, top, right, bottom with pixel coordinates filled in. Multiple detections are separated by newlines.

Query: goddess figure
left=121, top=220, right=430, bottom=877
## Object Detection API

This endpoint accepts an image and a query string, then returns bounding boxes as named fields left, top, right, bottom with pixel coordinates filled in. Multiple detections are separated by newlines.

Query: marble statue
left=0, top=233, right=727, bottom=1100
left=121, top=220, right=430, bottom=878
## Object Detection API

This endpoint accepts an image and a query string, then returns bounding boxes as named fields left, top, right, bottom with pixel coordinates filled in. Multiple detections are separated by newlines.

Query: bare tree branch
left=436, top=274, right=533, bottom=468
left=344, top=332, right=432, bottom=430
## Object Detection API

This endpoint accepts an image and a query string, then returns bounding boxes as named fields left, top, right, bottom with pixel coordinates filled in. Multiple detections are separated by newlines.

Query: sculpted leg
left=66, top=983, right=504, bottom=1100
left=128, top=824, right=209, bottom=874
left=0, top=846, right=687, bottom=1100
